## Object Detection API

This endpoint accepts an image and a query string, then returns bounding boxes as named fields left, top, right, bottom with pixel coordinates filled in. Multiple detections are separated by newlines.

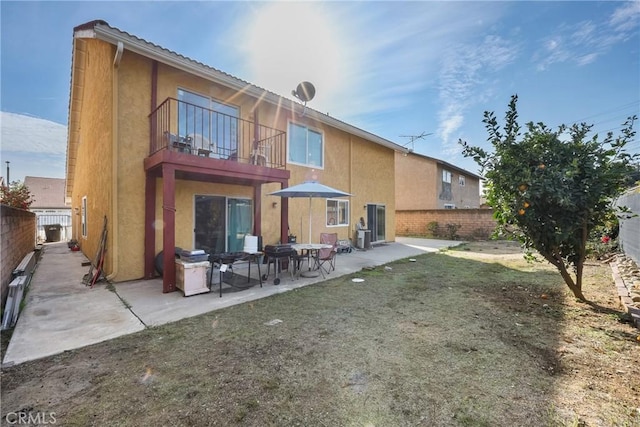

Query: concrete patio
left=2, top=237, right=459, bottom=366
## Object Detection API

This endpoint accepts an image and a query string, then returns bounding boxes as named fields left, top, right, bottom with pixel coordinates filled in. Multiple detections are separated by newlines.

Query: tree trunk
left=541, top=250, right=587, bottom=301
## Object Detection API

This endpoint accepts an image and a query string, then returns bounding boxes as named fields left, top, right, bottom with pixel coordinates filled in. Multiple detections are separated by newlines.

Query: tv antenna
left=292, top=81, right=316, bottom=117
left=399, top=132, right=433, bottom=152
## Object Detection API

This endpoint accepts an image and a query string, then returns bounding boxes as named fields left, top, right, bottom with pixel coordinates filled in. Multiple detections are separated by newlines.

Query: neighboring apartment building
left=24, top=176, right=71, bottom=242
left=66, top=20, right=407, bottom=293
left=395, top=152, right=481, bottom=210
left=395, top=152, right=495, bottom=239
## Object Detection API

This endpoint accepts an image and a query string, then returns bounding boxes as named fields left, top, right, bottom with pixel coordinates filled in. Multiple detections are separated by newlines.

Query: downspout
left=107, top=41, right=123, bottom=281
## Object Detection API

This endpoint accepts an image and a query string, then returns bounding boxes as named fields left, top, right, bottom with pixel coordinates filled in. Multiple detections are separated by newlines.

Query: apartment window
left=81, top=196, right=87, bottom=238
left=289, top=123, right=323, bottom=167
left=440, top=169, right=453, bottom=201
left=459, top=175, right=466, bottom=186
left=326, top=199, right=349, bottom=226
left=444, top=204, right=456, bottom=209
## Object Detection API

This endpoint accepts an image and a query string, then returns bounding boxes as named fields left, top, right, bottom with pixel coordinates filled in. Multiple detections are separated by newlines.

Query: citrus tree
left=460, top=95, right=638, bottom=301
left=1, top=181, right=34, bottom=210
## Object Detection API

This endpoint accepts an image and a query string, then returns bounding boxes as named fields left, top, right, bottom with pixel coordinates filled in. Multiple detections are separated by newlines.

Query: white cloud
left=609, top=1, right=640, bottom=32
left=236, top=2, right=506, bottom=134
left=1, top=112, right=67, bottom=154
left=436, top=35, right=518, bottom=150
left=534, top=3, right=639, bottom=71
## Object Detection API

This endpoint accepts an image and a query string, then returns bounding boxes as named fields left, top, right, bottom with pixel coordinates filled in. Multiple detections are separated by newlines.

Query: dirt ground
left=1, top=240, right=639, bottom=426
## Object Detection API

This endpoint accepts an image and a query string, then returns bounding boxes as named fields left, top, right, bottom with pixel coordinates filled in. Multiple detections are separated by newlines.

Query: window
left=440, top=169, right=453, bottom=201
left=326, top=199, right=349, bottom=226
left=459, top=175, right=466, bottom=186
left=289, top=123, right=323, bottom=167
left=444, top=204, right=456, bottom=209
left=81, top=196, right=87, bottom=238
left=177, top=89, right=239, bottom=155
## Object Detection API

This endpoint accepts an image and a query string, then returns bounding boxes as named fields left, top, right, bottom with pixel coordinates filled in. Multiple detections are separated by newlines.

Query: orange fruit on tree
left=518, top=209, right=526, bottom=215
left=518, top=183, right=528, bottom=192
left=538, top=163, right=545, bottom=170
left=524, top=201, right=530, bottom=208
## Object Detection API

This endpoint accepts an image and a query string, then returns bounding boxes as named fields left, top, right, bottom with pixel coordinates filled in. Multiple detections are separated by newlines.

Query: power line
left=566, top=100, right=639, bottom=125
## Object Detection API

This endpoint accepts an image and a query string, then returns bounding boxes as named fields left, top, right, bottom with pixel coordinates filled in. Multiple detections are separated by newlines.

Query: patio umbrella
left=269, top=181, right=352, bottom=244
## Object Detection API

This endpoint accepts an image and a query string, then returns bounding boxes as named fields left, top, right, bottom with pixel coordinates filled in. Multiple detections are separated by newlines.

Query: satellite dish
left=292, top=81, right=316, bottom=103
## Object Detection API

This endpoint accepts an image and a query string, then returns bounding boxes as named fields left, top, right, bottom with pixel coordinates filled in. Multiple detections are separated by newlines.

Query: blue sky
left=1, top=1, right=639, bottom=184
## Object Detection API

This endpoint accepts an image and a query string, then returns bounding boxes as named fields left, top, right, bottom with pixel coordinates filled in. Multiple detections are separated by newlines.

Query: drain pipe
left=107, top=41, right=123, bottom=281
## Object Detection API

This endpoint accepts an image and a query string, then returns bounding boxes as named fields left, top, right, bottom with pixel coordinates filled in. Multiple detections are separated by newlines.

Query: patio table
left=291, top=243, right=332, bottom=278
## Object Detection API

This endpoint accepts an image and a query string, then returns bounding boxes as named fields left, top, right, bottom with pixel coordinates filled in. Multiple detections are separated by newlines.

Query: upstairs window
left=289, top=123, right=323, bottom=168
left=459, top=175, right=466, bottom=186
left=440, top=169, right=453, bottom=201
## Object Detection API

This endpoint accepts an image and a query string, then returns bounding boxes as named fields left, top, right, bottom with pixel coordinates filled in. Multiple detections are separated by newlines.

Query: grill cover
left=264, top=244, right=295, bottom=257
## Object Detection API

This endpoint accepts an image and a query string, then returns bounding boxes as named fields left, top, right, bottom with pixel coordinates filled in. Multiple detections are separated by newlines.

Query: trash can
left=45, top=224, right=62, bottom=242
left=357, top=229, right=372, bottom=249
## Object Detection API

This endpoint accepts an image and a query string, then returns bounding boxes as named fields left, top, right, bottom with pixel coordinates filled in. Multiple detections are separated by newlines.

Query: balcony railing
left=149, top=97, right=287, bottom=169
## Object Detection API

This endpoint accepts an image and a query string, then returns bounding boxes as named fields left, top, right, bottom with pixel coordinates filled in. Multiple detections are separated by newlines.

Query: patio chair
left=314, top=233, right=338, bottom=277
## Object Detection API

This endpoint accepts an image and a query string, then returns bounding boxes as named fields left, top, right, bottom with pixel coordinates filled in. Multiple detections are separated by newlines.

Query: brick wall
left=396, top=209, right=497, bottom=240
left=1, top=205, right=36, bottom=307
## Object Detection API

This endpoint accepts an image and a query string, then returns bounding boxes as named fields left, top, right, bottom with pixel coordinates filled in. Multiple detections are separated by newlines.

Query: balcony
left=149, top=97, right=287, bottom=170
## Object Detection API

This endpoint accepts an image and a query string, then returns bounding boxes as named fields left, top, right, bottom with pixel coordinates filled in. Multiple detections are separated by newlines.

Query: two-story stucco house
left=395, top=151, right=481, bottom=210
left=66, top=20, right=407, bottom=293
left=394, top=151, right=495, bottom=239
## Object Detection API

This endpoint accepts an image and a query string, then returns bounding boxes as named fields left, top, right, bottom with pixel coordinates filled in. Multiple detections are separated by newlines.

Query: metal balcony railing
left=149, top=98, right=287, bottom=169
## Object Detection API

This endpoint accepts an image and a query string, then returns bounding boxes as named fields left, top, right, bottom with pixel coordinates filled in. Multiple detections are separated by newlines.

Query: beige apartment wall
left=76, top=48, right=400, bottom=280
left=435, top=164, right=481, bottom=209
left=70, top=39, right=114, bottom=273
left=396, top=153, right=481, bottom=210
left=395, top=152, right=439, bottom=210
left=257, top=108, right=398, bottom=244
left=107, top=51, right=153, bottom=281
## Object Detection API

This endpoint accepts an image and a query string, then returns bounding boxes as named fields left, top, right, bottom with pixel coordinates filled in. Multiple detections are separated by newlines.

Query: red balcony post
left=162, top=164, right=177, bottom=293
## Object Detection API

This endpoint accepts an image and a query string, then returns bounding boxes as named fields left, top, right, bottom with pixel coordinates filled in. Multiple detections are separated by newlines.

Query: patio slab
left=2, top=237, right=458, bottom=366
left=2, top=243, right=145, bottom=366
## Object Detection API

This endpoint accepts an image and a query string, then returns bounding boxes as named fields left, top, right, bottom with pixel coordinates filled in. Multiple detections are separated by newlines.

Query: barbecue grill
left=263, top=244, right=296, bottom=285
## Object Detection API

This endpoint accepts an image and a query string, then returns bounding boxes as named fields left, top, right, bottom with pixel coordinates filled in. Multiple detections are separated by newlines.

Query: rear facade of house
left=66, top=20, right=405, bottom=292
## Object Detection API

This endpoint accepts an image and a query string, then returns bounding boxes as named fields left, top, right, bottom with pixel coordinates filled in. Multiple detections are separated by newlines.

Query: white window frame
left=288, top=121, right=324, bottom=168
left=326, top=199, right=349, bottom=227
left=81, top=196, right=87, bottom=238
left=459, top=175, right=466, bottom=186
left=443, top=170, right=452, bottom=183
left=444, top=203, right=456, bottom=209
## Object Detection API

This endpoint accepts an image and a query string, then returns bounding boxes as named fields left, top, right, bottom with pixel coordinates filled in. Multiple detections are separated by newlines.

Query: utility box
left=356, top=230, right=372, bottom=250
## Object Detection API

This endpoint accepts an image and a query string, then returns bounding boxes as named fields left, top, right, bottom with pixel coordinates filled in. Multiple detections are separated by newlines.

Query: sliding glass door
left=194, top=195, right=253, bottom=253
left=366, top=204, right=386, bottom=243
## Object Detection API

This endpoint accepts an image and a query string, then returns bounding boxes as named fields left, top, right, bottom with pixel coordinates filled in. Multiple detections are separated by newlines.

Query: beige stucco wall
left=72, top=42, right=399, bottom=282
left=395, top=152, right=481, bottom=210
left=70, top=39, right=114, bottom=272
left=395, top=152, right=439, bottom=210
left=435, top=164, right=481, bottom=209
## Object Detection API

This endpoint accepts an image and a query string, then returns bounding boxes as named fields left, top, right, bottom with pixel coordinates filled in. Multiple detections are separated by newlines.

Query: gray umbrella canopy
left=269, top=181, right=352, bottom=243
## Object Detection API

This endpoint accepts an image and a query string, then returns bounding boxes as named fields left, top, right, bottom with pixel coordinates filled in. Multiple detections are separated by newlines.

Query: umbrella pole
left=308, top=196, right=312, bottom=244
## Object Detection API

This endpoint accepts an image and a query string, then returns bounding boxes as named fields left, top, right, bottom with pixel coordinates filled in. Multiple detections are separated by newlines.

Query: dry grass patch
left=1, top=241, right=638, bottom=426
